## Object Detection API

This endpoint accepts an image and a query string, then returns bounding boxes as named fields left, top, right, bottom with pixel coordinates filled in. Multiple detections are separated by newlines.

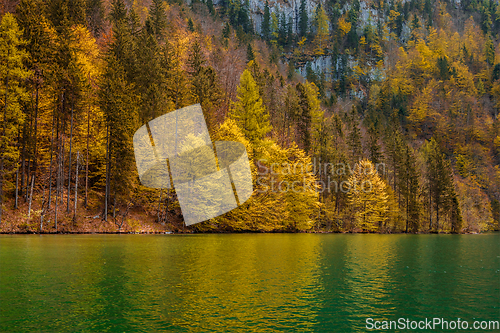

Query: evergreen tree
left=367, top=124, right=383, bottom=165
left=0, top=14, right=30, bottom=224
left=206, top=0, right=214, bottom=14
left=135, top=27, right=165, bottom=123
left=231, top=67, right=271, bottom=145
left=46, top=0, right=87, bottom=33
left=187, top=18, right=195, bottom=33
left=287, top=15, right=294, bottom=45
left=246, top=43, right=255, bottom=61
left=186, top=40, right=222, bottom=128
left=346, top=107, right=363, bottom=163
left=86, top=0, right=105, bottom=38
left=109, top=0, right=127, bottom=26
left=148, top=0, right=168, bottom=41
left=278, top=12, right=287, bottom=47
left=424, top=138, right=462, bottom=231
left=401, top=145, right=420, bottom=233
left=162, top=40, right=192, bottom=109
left=99, top=56, right=138, bottom=220
left=295, top=82, right=313, bottom=153
left=262, top=0, right=271, bottom=40
left=298, top=0, right=308, bottom=37
left=485, top=36, right=495, bottom=66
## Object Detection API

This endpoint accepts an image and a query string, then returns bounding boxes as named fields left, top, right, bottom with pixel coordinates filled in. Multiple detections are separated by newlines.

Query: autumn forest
left=0, top=0, right=499, bottom=234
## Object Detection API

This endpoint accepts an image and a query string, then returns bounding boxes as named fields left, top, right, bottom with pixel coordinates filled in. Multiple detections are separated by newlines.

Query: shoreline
left=1, top=230, right=493, bottom=235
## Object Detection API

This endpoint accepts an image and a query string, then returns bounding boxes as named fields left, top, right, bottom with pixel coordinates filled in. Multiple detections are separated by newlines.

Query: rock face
left=212, top=0, right=320, bottom=35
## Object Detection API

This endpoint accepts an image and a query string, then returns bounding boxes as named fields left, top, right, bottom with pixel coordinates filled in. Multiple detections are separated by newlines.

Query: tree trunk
left=104, top=125, right=109, bottom=221
left=33, top=80, right=39, bottom=175
left=25, top=107, right=33, bottom=203
left=28, top=175, right=34, bottom=218
left=20, top=122, right=26, bottom=199
left=428, top=187, right=432, bottom=231
left=85, top=100, right=90, bottom=208
left=0, top=64, right=9, bottom=225
left=113, top=187, right=116, bottom=219
left=47, top=111, right=57, bottom=210
left=74, top=151, right=79, bottom=222
left=158, top=189, right=163, bottom=222
left=60, top=134, right=65, bottom=205
left=67, top=101, right=74, bottom=213
left=15, top=166, right=19, bottom=209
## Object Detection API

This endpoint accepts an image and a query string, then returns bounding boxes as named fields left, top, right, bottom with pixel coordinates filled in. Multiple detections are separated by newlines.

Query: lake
left=0, top=234, right=499, bottom=332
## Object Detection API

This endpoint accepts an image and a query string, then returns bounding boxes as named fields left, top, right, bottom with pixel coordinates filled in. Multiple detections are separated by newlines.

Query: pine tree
left=149, top=0, right=167, bottom=40
left=367, top=124, right=383, bottom=165
left=401, top=145, right=420, bottom=233
left=99, top=57, right=138, bottom=221
left=299, top=0, right=308, bottom=37
left=207, top=0, right=214, bottom=14
left=485, top=36, right=495, bottom=67
left=295, top=82, right=312, bottom=153
left=230, top=67, right=271, bottom=145
left=187, top=40, right=222, bottom=128
left=46, top=0, right=87, bottom=33
left=135, top=27, right=165, bottom=123
left=86, top=0, right=105, bottom=38
left=346, top=107, right=363, bottom=164
left=162, top=39, right=192, bottom=110
left=246, top=43, right=255, bottom=62
left=187, top=18, right=195, bottom=33
left=110, top=0, right=127, bottom=25
left=262, top=0, right=271, bottom=40
left=0, top=14, right=30, bottom=224
left=287, top=15, right=294, bottom=45
left=424, top=138, right=462, bottom=231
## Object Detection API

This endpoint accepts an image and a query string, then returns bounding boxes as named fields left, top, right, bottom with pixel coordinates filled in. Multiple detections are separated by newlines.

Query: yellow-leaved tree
left=347, top=159, right=390, bottom=232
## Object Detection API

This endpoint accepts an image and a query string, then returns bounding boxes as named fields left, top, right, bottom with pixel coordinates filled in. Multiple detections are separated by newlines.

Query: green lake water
left=0, top=234, right=499, bottom=332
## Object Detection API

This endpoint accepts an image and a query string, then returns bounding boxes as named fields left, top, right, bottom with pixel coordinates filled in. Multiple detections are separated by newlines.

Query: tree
left=99, top=56, right=138, bottom=221
left=230, top=67, right=271, bottom=145
left=485, top=36, right=495, bottom=66
left=424, top=138, right=462, bottom=231
left=46, top=0, right=87, bottom=33
left=207, top=0, right=214, bottom=14
left=246, top=43, right=255, bottom=62
left=294, top=81, right=320, bottom=154
left=86, top=0, right=105, bottom=38
left=367, top=123, right=383, bottom=165
left=187, top=40, right=222, bottom=129
left=313, top=3, right=329, bottom=54
left=270, top=12, right=279, bottom=44
left=0, top=14, right=30, bottom=224
left=298, top=0, right=308, bottom=37
left=347, top=159, right=389, bottom=232
left=187, top=18, right=195, bottom=33
left=262, top=0, right=271, bottom=40
left=148, top=0, right=167, bottom=41
left=346, top=107, right=363, bottom=164
left=162, top=39, right=192, bottom=110
left=401, top=145, right=420, bottom=233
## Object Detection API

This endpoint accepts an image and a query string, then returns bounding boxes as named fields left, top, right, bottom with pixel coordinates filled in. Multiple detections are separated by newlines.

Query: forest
left=0, top=0, right=498, bottom=233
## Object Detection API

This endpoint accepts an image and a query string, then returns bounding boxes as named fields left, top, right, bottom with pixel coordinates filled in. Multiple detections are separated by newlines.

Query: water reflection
left=0, top=234, right=498, bottom=332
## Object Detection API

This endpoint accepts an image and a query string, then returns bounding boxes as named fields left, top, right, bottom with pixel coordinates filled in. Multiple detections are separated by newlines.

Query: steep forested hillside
left=0, top=0, right=498, bottom=233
